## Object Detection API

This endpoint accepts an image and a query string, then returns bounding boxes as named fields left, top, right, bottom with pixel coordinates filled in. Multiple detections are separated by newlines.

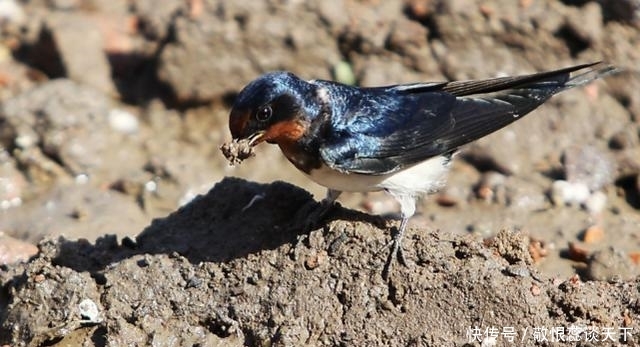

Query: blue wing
left=316, top=62, right=613, bottom=175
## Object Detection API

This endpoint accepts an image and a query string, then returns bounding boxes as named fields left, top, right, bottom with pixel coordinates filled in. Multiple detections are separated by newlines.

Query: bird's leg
left=382, top=193, right=415, bottom=280
left=291, top=189, right=342, bottom=254
left=382, top=217, right=409, bottom=280
left=305, top=188, right=342, bottom=231
left=293, top=189, right=341, bottom=234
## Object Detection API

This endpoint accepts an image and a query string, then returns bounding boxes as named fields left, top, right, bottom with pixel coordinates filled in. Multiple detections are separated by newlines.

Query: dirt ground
left=0, top=0, right=639, bottom=346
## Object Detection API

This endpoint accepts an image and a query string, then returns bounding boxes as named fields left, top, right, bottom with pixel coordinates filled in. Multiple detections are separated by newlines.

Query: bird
left=226, top=62, right=616, bottom=278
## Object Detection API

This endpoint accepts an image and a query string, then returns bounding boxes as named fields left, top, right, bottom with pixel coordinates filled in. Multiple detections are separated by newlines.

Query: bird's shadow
left=49, top=177, right=382, bottom=273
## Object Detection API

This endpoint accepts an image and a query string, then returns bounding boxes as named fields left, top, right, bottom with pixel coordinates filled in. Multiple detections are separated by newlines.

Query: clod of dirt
left=220, top=139, right=255, bottom=165
left=586, top=247, right=640, bottom=281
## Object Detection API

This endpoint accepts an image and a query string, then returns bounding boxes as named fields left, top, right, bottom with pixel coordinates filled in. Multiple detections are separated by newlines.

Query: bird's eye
left=256, top=106, right=272, bottom=122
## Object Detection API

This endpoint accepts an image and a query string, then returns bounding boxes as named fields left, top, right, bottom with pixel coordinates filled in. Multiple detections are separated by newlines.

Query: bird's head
left=229, top=72, right=311, bottom=148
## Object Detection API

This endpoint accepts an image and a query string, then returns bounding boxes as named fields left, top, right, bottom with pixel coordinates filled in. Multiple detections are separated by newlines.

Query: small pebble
left=505, top=264, right=530, bottom=277
left=74, top=173, right=89, bottom=185
left=304, top=250, right=326, bottom=270
left=623, top=312, right=633, bottom=327
left=476, top=185, right=494, bottom=201
left=567, top=242, right=589, bottom=263
left=144, top=180, right=157, bottom=192
left=530, top=284, right=541, bottom=296
left=551, top=180, right=590, bottom=206
left=435, top=193, right=458, bottom=207
left=14, top=134, right=36, bottom=149
left=108, top=109, right=139, bottom=134
left=582, top=225, right=605, bottom=244
left=405, top=0, right=432, bottom=20
left=568, top=274, right=581, bottom=286
left=528, top=238, right=548, bottom=263
left=475, top=171, right=507, bottom=204
left=78, top=298, right=101, bottom=322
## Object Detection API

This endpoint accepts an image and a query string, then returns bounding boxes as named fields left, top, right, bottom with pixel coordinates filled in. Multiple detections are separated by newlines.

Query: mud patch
left=2, top=179, right=639, bottom=346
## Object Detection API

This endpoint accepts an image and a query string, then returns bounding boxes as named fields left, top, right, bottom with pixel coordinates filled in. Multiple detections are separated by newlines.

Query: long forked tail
left=440, top=62, right=618, bottom=97
left=417, top=62, right=619, bottom=158
left=565, top=63, right=619, bottom=88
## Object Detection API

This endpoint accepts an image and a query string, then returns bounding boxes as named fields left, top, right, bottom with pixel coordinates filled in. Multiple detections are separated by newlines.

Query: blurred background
left=0, top=0, right=638, bottom=278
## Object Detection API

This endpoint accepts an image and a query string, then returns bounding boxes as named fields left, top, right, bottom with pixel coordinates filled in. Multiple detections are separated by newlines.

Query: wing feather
left=319, top=63, right=615, bottom=175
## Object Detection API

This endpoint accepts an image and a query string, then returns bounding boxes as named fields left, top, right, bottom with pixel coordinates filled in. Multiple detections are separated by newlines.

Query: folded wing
left=320, top=62, right=616, bottom=175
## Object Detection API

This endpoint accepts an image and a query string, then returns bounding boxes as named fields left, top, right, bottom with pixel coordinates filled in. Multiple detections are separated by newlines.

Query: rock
left=132, top=0, right=186, bottom=41
left=563, top=2, right=604, bottom=46
left=586, top=247, right=640, bottom=281
left=156, top=1, right=341, bottom=103
left=0, top=79, right=145, bottom=184
left=528, top=238, right=549, bottom=264
left=4, top=179, right=637, bottom=346
left=40, top=12, right=116, bottom=95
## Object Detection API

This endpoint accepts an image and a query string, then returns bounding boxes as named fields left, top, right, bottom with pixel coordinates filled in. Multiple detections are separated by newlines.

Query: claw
left=382, top=217, right=409, bottom=280
left=295, top=189, right=342, bottom=233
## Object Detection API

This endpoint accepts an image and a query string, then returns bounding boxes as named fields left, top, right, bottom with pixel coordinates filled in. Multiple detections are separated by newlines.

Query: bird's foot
left=293, top=199, right=335, bottom=233
left=380, top=218, right=410, bottom=280
left=295, top=189, right=342, bottom=233
left=288, top=197, right=338, bottom=260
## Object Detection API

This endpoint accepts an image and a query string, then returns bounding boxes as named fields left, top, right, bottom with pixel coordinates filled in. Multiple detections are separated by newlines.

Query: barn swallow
left=227, top=62, right=615, bottom=278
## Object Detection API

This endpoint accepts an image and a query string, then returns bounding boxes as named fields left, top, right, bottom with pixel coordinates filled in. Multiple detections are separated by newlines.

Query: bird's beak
left=246, top=131, right=266, bottom=146
left=230, top=109, right=265, bottom=146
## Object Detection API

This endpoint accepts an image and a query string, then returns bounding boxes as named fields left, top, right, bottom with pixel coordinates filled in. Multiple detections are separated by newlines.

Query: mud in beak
left=221, top=130, right=266, bottom=166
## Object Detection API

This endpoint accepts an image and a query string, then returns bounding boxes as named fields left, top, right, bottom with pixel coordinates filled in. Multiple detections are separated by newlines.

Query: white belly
left=307, top=155, right=453, bottom=196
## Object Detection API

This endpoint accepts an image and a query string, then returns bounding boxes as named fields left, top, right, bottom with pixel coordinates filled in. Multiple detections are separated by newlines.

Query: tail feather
left=565, top=64, right=619, bottom=88
left=416, top=62, right=618, bottom=158
left=440, top=62, right=615, bottom=97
